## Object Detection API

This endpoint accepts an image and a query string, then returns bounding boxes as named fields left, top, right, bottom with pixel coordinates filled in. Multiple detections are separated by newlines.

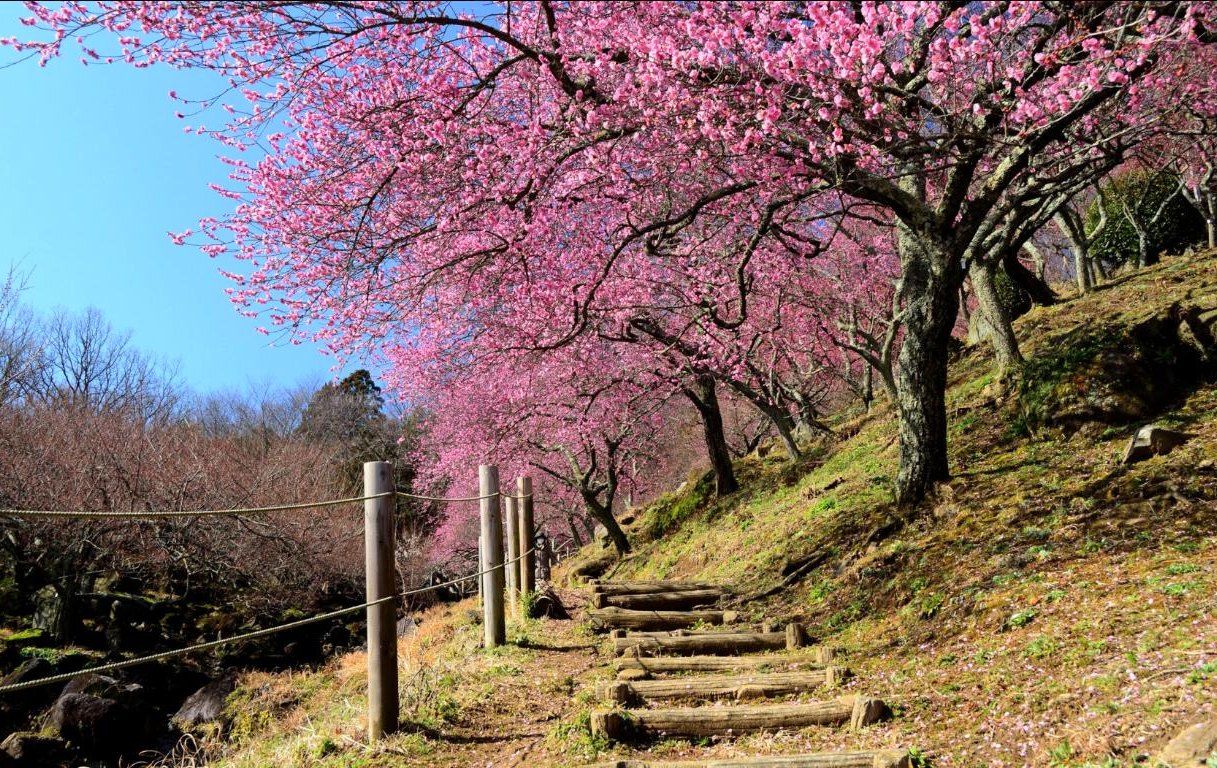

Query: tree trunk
left=969, top=260, right=1024, bottom=375
left=1002, top=252, right=1057, bottom=306
left=1137, top=230, right=1152, bottom=268
left=585, top=497, right=631, bottom=554
left=893, top=233, right=960, bottom=507
left=567, top=516, right=585, bottom=549
left=1074, top=245, right=1092, bottom=295
left=861, top=363, right=873, bottom=411
left=683, top=375, right=739, bottom=495
left=1207, top=216, right=1215, bottom=250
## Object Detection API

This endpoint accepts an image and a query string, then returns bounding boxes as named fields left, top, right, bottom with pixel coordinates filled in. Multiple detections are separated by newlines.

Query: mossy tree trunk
left=893, top=232, right=961, bottom=507
left=969, top=259, right=1025, bottom=376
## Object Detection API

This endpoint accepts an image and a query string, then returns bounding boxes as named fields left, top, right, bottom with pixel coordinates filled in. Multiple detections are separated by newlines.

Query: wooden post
left=504, top=495, right=520, bottom=617
left=363, top=461, right=398, bottom=740
left=479, top=465, right=506, bottom=647
left=517, top=476, right=535, bottom=595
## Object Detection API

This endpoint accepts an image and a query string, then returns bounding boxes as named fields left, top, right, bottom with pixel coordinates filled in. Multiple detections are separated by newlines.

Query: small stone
left=172, top=675, right=237, bottom=733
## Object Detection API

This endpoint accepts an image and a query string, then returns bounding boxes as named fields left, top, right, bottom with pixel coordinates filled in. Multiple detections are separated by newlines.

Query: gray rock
left=0, top=658, right=50, bottom=689
left=1155, top=719, right=1217, bottom=766
left=1121, top=424, right=1192, bottom=464
left=396, top=616, right=418, bottom=637
left=0, top=731, right=71, bottom=767
left=172, top=675, right=236, bottom=733
left=45, top=674, right=148, bottom=754
left=31, top=586, right=65, bottom=640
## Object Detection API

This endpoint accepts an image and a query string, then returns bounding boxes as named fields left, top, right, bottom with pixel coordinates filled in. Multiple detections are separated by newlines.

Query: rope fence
left=0, top=491, right=532, bottom=520
left=0, top=461, right=541, bottom=743
left=0, top=547, right=536, bottom=696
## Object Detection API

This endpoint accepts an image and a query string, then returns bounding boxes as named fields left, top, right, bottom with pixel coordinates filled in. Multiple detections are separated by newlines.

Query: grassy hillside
left=201, top=252, right=1217, bottom=768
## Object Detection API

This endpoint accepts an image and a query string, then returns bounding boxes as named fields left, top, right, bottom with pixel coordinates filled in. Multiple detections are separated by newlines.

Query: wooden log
left=592, top=588, right=724, bottom=611
left=616, top=652, right=832, bottom=678
left=591, top=580, right=725, bottom=597
left=595, top=750, right=911, bottom=768
left=614, top=625, right=810, bottom=656
left=590, top=695, right=890, bottom=741
left=599, top=668, right=847, bottom=704
left=588, top=607, right=739, bottom=632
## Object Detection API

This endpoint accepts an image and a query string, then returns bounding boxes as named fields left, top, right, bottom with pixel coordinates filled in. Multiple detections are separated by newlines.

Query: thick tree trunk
left=1002, top=252, right=1057, bottom=306
left=683, top=375, right=739, bottom=495
left=969, top=260, right=1024, bottom=375
left=1074, top=246, right=1092, bottom=295
left=1137, top=230, right=1153, bottom=268
left=893, top=234, right=960, bottom=507
left=585, top=497, right=631, bottom=554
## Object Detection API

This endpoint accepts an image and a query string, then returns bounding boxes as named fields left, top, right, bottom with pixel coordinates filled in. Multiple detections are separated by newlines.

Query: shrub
left=1086, top=169, right=1205, bottom=268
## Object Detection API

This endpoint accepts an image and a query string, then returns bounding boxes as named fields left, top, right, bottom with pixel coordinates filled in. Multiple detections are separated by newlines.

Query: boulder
left=45, top=674, right=150, bottom=754
left=30, top=587, right=66, bottom=640
left=0, top=731, right=72, bottom=767
left=1155, top=719, right=1217, bottom=767
left=171, top=675, right=236, bottom=734
left=0, top=658, right=50, bottom=689
left=1122, top=424, right=1192, bottom=464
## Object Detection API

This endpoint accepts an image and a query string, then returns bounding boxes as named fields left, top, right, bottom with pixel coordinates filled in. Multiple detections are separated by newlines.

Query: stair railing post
left=504, top=494, right=520, bottom=617
left=363, top=461, right=398, bottom=741
left=518, top=476, right=536, bottom=596
left=479, top=465, right=506, bottom=647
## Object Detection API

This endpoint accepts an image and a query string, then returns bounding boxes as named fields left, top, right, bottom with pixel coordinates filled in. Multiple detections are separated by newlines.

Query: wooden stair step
left=615, top=624, right=810, bottom=656
left=600, top=668, right=848, bottom=704
left=616, top=651, right=833, bottom=679
left=591, top=695, right=891, bottom=741
left=588, top=607, right=740, bottom=632
left=591, top=580, right=726, bottom=596
left=596, top=749, right=911, bottom=768
left=592, top=588, right=725, bottom=611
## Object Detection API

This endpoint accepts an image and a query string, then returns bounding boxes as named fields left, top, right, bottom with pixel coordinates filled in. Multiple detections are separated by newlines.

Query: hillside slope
left=203, top=252, right=1217, bottom=768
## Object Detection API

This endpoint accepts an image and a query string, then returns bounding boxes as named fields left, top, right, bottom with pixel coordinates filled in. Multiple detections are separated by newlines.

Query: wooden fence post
left=479, top=464, right=506, bottom=647
left=517, top=476, right=535, bottom=596
left=504, top=495, right=520, bottom=617
left=363, top=461, right=398, bottom=741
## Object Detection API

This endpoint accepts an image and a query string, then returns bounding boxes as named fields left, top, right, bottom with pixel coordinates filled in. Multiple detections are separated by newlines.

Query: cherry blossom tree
left=13, top=1, right=1217, bottom=509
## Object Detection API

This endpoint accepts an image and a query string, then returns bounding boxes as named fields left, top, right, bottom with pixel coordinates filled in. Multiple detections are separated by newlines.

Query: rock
left=31, top=586, right=66, bottom=640
left=0, top=658, right=50, bottom=689
left=1155, top=719, right=1217, bottom=766
left=0, top=731, right=72, bottom=767
left=396, top=616, right=418, bottom=637
left=1121, top=424, right=1192, bottom=464
left=172, top=675, right=236, bottom=733
left=45, top=674, right=150, bottom=754
left=593, top=523, right=609, bottom=542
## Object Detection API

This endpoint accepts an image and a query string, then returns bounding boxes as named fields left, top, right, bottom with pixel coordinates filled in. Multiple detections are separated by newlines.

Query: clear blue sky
left=0, top=6, right=353, bottom=396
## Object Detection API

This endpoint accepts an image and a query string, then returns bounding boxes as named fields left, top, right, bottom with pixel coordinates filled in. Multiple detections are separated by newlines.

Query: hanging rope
left=0, top=547, right=535, bottom=695
left=0, top=492, right=395, bottom=520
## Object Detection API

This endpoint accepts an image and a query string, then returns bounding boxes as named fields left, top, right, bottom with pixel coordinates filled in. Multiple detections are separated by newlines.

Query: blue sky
left=0, top=6, right=353, bottom=396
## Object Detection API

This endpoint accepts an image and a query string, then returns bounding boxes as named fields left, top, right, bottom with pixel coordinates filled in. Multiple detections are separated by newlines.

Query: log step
left=589, top=607, right=740, bottom=632
left=596, top=750, right=911, bottom=768
left=616, top=651, right=833, bottom=679
left=600, top=668, right=848, bottom=704
left=591, top=580, right=726, bottom=597
left=615, top=624, right=810, bottom=656
left=593, top=588, right=725, bottom=611
left=590, top=695, right=892, bottom=742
